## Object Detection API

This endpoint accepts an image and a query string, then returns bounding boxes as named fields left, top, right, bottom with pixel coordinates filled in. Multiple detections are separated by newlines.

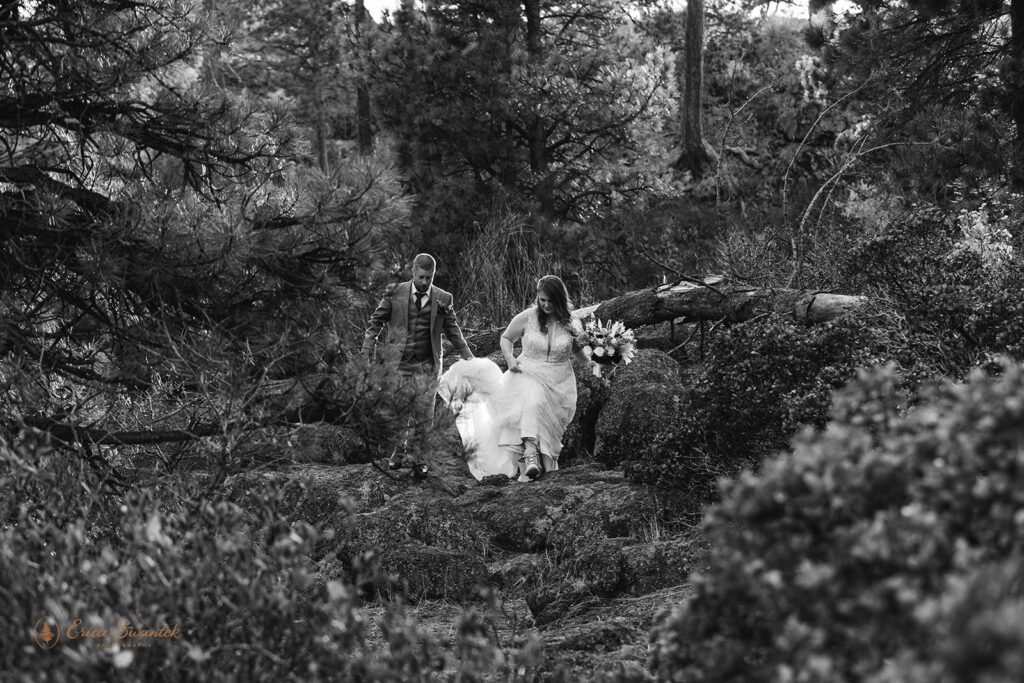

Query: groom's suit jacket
left=361, top=280, right=472, bottom=375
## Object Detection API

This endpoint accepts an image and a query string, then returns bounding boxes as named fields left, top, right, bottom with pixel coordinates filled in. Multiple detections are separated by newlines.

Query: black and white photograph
left=3, top=0, right=1024, bottom=680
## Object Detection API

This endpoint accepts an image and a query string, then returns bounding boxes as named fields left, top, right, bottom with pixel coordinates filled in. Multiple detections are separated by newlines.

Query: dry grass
left=456, top=211, right=563, bottom=330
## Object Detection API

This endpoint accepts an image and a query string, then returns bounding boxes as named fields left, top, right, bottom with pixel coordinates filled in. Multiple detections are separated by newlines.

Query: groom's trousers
left=396, top=360, right=438, bottom=462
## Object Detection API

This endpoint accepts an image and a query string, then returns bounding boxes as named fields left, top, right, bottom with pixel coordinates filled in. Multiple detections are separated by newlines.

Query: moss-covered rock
left=594, top=383, right=685, bottom=469
left=455, top=482, right=579, bottom=552
left=487, top=553, right=545, bottom=588
left=225, top=463, right=405, bottom=526
left=378, top=544, right=488, bottom=602
left=329, top=486, right=491, bottom=569
left=454, top=466, right=666, bottom=553
left=619, top=534, right=710, bottom=595
left=608, top=349, right=681, bottom=387
left=567, top=538, right=628, bottom=596
left=526, top=583, right=604, bottom=627
left=593, top=350, right=686, bottom=469
left=313, top=543, right=487, bottom=603
left=545, top=619, right=637, bottom=652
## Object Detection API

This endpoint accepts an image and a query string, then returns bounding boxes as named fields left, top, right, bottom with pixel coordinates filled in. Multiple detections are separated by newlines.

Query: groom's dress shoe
left=411, top=462, right=429, bottom=478
left=387, top=451, right=404, bottom=470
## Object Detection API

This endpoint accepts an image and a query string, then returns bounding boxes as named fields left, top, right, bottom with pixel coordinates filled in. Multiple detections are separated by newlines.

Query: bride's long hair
left=535, top=275, right=573, bottom=333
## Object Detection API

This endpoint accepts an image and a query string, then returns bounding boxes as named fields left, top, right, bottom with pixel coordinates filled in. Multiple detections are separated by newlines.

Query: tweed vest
left=401, top=292, right=433, bottom=363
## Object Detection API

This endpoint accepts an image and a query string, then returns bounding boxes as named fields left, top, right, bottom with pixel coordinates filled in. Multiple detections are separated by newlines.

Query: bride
left=438, top=275, right=594, bottom=481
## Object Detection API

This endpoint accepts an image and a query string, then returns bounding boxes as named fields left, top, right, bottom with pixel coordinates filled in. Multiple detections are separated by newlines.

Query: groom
left=361, top=253, right=474, bottom=475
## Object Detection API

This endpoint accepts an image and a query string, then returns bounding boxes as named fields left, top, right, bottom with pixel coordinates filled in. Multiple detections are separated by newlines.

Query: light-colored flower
left=593, top=347, right=606, bottom=357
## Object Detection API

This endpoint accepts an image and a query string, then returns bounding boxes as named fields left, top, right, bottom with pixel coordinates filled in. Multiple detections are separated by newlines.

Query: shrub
left=872, top=555, right=1024, bottom=683
left=0, top=429, right=507, bottom=682
left=840, top=198, right=1024, bottom=367
left=1, top=432, right=376, bottom=682
left=624, top=313, right=925, bottom=503
left=649, top=360, right=1024, bottom=682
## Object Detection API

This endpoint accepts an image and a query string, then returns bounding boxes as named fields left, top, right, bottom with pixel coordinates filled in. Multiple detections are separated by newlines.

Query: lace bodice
left=520, top=308, right=574, bottom=363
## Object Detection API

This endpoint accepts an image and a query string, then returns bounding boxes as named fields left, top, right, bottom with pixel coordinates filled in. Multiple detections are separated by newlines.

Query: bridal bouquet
left=574, top=316, right=637, bottom=376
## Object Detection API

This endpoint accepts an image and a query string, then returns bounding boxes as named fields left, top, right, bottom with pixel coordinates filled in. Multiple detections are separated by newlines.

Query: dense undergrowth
left=650, top=360, right=1024, bottom=683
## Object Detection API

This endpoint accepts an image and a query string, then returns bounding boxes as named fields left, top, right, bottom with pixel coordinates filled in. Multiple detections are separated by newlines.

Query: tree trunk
left=463, top=278, right=869, bottom=356
left=524, top=0, right=541, bottom=55
left=1010, top=0, right=1024, bottom=187
left=577, top=279, right=867, bottom=328
left=354, top=0, right=374, bottom=155
left=312, top=79, right=331, bottom=173
left=523, top=0, right=554, bottom=214
left=674, top=0, right=718, bottom=178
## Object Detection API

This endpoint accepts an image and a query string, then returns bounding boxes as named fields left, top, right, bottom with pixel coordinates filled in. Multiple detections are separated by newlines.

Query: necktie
left=416, top=292, right=426, bottom=310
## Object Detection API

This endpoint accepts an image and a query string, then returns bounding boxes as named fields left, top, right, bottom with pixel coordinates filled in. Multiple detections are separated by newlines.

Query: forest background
left=2, top=0, right=1024, bottom=681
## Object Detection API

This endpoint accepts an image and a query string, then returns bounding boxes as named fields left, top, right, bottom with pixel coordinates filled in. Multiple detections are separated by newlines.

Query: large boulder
left=526, top=583, right=605, bottom=627
left=607, top=348, right=681, bottom=387
left=594, top=350, right=685, bottom=468
left=313, top=543, right=487, bottom=603
left=522, top=534, right=706, bottom=622
left=377, top=544, right=488, bottom=601
left=545, top=619, right=637, bottom=652
left=454, top=466, right=669, bottom=553
left=329, top=486, right=491, bottom=567
left=224, top=463, right=404, bottom=527
left=619, top=534, right=711, bottom=596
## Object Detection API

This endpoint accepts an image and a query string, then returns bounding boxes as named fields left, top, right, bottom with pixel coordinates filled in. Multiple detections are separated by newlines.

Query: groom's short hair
left=412, top=253, right=436, bottom=273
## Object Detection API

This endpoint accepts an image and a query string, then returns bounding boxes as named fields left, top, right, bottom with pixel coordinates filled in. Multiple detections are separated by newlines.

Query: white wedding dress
left=437, top=309, right=577, bottom=480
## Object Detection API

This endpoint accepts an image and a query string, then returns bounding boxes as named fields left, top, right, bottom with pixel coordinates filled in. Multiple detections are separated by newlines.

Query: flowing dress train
left=437, top=308, right=577, bottom=480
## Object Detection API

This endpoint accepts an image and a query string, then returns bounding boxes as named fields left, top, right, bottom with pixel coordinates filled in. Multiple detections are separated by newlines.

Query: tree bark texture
left=522, top=0, right=555, bottom=213
left=576, top=280, right=867, bottom=328
left=463, top=279, right=868, bottom=356
left=1010, top=0, right=1024, bottom=187
left=354, top=0, right=374, bottom=155
left=675, top=0, right=718, bottom=177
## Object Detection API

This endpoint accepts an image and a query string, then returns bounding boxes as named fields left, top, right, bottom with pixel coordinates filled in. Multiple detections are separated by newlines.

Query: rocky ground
left=226, top=348, right=708, bottom=679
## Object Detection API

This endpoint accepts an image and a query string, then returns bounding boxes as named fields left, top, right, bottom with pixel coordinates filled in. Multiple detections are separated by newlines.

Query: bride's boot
left=523, top=439, right=541, bottom=480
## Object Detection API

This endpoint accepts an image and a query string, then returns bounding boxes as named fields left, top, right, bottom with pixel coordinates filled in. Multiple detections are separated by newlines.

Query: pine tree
left=0, top=1, right=407, bottom=468
left=807, top=0, right=1024, bottom=186
left=373, top=0, right=674, bottom=223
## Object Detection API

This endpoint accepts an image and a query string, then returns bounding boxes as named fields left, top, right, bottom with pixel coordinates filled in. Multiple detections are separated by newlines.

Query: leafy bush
left=0, top=429, right=507, bottom=682
left=2, top=432, right=369, bottom=682
left=624, top=313, right=925, bottom=506
left=649, top=360, right=1024, bottom=682
left=840, top=198, right=1024, bottom=368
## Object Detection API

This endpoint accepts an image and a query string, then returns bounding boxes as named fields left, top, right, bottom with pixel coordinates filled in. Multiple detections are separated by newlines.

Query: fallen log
left=463, top=277, right=868, bottom=357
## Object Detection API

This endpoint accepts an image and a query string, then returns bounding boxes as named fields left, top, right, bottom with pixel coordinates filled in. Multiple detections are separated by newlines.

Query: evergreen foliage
left=0, top=0, right=412, bottom=472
